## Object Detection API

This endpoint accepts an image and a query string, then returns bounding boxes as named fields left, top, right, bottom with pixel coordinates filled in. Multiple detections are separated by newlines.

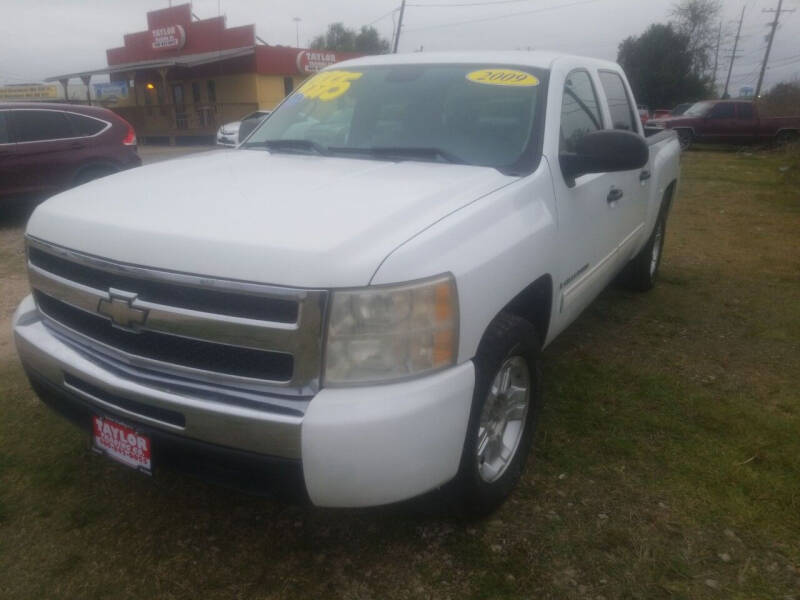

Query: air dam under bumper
left=13, top=295, right=475, bottom=507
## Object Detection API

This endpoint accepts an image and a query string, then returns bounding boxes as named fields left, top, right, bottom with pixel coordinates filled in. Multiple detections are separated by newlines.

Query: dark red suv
left=0, top=103, right=141, bottom=200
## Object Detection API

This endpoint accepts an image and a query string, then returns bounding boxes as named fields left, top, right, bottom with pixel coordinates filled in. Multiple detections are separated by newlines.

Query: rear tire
left=453, top=312, right=542, bottom=516
left=621, top=197, right=670, bottom=292
left=775, top=130, right=799, bottom=146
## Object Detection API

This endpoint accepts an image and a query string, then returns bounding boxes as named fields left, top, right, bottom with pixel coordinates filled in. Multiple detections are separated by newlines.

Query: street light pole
left=293, top=17, right=302, bottom=48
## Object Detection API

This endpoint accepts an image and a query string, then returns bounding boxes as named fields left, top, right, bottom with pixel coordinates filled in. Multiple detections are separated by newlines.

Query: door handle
left=70, top=142, right=85, bottom=150
left=639, top=169, right=651, bottom=182
left=607, top=187, right=624, bottom=204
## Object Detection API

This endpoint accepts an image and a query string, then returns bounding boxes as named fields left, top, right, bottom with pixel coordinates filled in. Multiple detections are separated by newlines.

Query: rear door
left=9, top=109, right=80, bottom=194
left=597, top=70, right=649, bottom=262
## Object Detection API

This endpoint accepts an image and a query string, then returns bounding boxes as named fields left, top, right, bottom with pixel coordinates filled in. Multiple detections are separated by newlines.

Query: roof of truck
left=332, top=50, right=620, bottom=71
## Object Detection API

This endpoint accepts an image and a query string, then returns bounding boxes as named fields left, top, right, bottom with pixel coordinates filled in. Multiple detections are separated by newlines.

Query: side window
left=0, top=112, right=9, bottom=144
left=708, top=103, right=735, bottom=119
left=737, top=103, right=754, bottom=120
left=67, top=113, right=106, bottom=136
left=598, top=71, right=637, bottom=132
left=191, top=82, right=201, bottom=104
left=12, top=110, right=74, bottom=142
left=560, top=70, right=603, bottom=153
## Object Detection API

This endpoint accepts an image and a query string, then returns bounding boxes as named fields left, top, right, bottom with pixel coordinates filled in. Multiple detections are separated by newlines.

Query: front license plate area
left=92, top=415, right=152, bottom=474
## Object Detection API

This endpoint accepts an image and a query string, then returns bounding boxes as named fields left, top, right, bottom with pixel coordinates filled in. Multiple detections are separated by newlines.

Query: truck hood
left=27, top=150, right=515, bottom=287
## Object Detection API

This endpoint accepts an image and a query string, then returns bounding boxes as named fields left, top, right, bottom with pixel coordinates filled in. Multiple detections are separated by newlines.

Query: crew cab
left=648, top=99, right=800, bottom=150
left=13, top=52, right=680, bottom=513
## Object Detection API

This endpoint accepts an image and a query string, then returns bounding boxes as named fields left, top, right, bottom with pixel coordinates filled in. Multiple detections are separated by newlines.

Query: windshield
left=683, top=101, right=713, bottom=117
left=243, top=64, right=545, bottom=172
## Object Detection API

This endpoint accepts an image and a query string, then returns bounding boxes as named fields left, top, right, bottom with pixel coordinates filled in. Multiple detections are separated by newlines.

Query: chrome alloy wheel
left=650, top=220, right=664, bottom=278
left=476, top=355, right=531, bottom=483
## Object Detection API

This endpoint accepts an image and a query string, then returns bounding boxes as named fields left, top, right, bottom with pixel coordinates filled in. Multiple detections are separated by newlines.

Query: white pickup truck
left=13, top=52, right=679, bottom=513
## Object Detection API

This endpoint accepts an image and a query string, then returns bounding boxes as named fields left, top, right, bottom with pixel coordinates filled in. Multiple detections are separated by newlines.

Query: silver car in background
left=216, top=110, right=270, bottom=147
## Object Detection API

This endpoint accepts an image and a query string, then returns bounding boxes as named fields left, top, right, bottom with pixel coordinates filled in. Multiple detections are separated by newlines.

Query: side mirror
left=560, top=130, right=649, bottom=182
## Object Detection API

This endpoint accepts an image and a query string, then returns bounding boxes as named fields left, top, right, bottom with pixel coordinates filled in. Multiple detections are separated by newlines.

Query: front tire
left=454, top=312, right=542, bottom=515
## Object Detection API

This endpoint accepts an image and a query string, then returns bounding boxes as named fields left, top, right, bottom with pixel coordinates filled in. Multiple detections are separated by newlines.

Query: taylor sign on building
left=151, top=25, right=186, bottom=50
left=296, top=50, right=338, bottom=75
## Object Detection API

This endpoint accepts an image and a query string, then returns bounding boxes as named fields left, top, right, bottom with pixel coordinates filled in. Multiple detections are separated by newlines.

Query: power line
left=365, top=7, right=398, bottom=26
left=404, top=0, right=601, bottom=32
left=408, top=0, right=543, bottom=7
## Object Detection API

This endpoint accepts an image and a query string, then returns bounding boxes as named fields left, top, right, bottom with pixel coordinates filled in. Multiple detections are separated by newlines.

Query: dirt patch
left=0, top=201, right=33, bottom=362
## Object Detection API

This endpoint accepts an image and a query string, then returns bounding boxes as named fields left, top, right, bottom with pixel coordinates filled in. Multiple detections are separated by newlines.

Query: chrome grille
left=26, top=237, right=327, bottom=396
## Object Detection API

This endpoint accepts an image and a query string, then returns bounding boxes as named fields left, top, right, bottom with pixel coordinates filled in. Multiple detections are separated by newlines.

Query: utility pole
left=755, top=0, right=795, bottom=98
left=712, top=21, right=722, bottom=95
left=393, top=0, right=406, bottom=54
left=723, top=6, right=745, bottom=99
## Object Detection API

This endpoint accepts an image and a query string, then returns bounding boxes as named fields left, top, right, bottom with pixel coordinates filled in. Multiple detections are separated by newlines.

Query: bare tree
left=670, top=0, right=722, bottom=78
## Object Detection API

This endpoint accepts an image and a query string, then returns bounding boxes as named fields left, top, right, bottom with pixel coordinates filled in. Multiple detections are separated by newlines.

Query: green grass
left=1, top=147, right=799, bottom=599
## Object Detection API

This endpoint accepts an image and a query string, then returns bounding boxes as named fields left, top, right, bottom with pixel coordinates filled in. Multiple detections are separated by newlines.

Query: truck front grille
left=28, top=246, right=298, bottom=323
left=35, top=291, right=294, bottom=381
left=26, top=237, right=327, bottom=396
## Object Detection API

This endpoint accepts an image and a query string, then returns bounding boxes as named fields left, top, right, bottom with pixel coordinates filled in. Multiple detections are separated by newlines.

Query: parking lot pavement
left=138, top=144, right=220, bottom=165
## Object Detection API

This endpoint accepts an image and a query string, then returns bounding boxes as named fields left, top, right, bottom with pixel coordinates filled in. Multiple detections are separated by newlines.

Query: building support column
left=58, top=78, right=69, bottom=102
left=80, top=75, right=92, bottom=105
left=157, top=67, right=174, bottom=145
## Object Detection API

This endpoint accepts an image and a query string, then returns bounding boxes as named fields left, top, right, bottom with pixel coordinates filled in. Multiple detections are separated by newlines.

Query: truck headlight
left=323, top=274, right=458, bottom=386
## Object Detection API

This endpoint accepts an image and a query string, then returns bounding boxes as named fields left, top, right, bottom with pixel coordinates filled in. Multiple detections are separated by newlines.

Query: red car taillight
left=121, top=119, right=137, bottom=146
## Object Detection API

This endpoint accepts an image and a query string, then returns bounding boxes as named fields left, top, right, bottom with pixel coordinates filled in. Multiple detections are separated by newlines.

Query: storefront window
left=191, top=81, right=201, bottom=105
left=207, top=80, right=216, bottom=105
left=283, top=77, right=294, bottom=97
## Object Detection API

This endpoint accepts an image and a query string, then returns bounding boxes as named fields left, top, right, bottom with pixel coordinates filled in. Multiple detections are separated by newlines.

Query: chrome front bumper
left=13, top=295, right=303, bottom=459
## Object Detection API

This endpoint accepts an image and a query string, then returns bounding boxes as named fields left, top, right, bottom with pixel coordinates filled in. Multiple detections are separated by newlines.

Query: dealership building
left=46, top=4, right=356, bottom=143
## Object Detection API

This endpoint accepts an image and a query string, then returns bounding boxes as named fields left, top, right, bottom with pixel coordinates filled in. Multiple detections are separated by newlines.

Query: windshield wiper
left=242, top=139, right=329, bottom=155
left=328, top=146, right=468, bottom=165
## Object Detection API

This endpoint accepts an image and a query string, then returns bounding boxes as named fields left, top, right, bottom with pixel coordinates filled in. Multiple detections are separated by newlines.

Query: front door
left=172, top=83, right=187, bottom=129
left=701, top=102, right=737, bottom=142
left=553, top=69, right=622, bottom=325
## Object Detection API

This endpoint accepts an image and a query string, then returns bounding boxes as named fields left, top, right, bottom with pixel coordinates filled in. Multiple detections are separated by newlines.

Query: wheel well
left=501, top=274, right=553, bottom=343
left=73, top=162, right=119, bottom=185
left=662, top=180, right=677, bottom=214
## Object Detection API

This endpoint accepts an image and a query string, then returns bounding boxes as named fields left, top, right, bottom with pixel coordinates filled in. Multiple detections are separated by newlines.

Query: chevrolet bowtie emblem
left=97, top=289, right=148, bottom=331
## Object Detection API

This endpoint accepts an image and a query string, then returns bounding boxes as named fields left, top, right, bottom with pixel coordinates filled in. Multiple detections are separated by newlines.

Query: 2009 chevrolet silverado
left=13, top=52, right=680, bottom=512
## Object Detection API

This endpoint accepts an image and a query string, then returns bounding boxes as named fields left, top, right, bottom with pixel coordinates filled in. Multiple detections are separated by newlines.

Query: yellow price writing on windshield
left=297, top=70, right=363, bottom=101
left=466, top=69, right=539, bottom=87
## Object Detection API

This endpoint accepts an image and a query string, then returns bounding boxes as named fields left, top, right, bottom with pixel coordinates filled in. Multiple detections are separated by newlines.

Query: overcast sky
left=0, top=0, right=797, bottom=95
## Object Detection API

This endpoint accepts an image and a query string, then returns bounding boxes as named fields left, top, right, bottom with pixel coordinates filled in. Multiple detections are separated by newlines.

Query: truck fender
left=370, top=165, right=559, bottom=362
